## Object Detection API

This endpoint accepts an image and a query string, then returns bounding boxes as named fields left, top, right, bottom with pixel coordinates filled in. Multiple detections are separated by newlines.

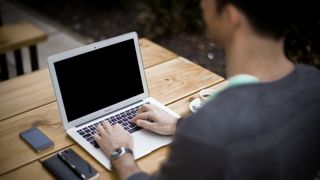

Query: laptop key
left=83, top=134, right=91, bottom=138
left=128, top=126, right=142, bottom=133
left=87, top=136, right=94, bottom=142
left=90, top=141, right=100, bottom=148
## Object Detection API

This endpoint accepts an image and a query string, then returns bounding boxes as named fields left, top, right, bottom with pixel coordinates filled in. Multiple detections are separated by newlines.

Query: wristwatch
left=110, top=147, right=133, bottom=161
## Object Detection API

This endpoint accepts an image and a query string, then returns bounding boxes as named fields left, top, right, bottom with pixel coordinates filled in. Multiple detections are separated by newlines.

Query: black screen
left=54, top=39, right=144, bottom=122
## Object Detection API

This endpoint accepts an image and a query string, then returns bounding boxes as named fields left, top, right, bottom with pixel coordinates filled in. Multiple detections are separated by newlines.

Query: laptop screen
left=54, top=39, right=144, bottom=122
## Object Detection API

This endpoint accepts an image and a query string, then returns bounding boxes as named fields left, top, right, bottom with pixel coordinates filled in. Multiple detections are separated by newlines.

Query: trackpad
left=132, top=129, right=172, bottom=159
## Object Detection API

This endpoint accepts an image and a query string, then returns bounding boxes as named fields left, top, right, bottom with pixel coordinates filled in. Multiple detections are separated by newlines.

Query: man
left=94, top=0, right=320, bottom=179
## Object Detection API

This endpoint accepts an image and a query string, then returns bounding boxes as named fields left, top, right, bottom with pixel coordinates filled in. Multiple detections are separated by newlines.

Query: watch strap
left=110, top=147, right=133, bottom=161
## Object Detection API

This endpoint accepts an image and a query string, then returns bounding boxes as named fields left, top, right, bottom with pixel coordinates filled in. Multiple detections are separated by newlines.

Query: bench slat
left=0, top=21, right=48, bottom=54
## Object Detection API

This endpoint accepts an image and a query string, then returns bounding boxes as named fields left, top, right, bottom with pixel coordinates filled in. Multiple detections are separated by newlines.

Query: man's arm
left=112, top=153, right=141, bottom=180
left=127, top=128, right=228, bottom=180
left=94, top=104, right=228, bottom=179
left=94, top=122, right=141, bottom=180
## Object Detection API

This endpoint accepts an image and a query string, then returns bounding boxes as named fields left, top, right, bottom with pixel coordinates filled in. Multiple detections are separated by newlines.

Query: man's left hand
left=94, top=121, right=133, bottom=157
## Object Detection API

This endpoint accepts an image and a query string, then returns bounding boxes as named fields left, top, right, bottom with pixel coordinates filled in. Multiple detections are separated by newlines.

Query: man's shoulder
left=295, top=64, right=320, bottom=88
left=177, top=65, right=320, bottom=147
left=176, top=90, right=257, bottom=147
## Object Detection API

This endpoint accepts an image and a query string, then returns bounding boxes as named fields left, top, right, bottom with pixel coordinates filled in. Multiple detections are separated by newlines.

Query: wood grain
left=0, top=161, right=53, bottom=180
left=0, top=69, right=55, bottom=121
left=139, top=38, right=177, bottom=68
left=0, top=21, right=48, bottom=54
left=0, top=56, right=223, bottom=122
left=0, top=145, right=113, bottom=180
left=0, top=57, right=225, bottom=174
left=0, top=39, right=177, bottom=121
left=0, top=81, right=228, bottom=179
left=0, top=38, right=226, bottom=178
left=0, top=102, right=73, bottom=175
left=146, top=57, right=224, bottom=105
left=167, top=81, right=229, bottom=117
left=137, top=146, right=169, bottom=174
left=1, top=144, right=169, bottom=180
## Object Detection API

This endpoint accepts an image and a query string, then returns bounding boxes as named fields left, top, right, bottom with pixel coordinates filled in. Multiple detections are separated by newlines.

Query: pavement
left=1, top=0, right=91, bottom=79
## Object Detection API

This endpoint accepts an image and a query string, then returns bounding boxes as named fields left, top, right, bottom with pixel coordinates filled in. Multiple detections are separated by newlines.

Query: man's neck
left=225, top=33, right=294, bottom=82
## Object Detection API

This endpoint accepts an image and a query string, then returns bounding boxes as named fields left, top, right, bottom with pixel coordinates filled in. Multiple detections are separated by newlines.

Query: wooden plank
left=0, top=56, right=222, bottom=122
left=0, top=65, right=209, bottom=174
left=0, top=69, right=55, bottom=121
left=0, top=50, right=224, bottom=176
left=0, top=161, right=53, bottom=180
left=167, top=81, right=229, bottom=117
left=0, top=21, right=48, bottom=54
left=146, top=57, right=224, bottom=105
left=1, top=144, right=168, bottom=180
left=0, top=102, right=171, bottom=176
left=0, top=145, right=114, bottom=180
left=0, top=57, right=224, bottom=174
left=137, top=146, right=169, bottom=174
left=0, top=39, right=177, bottom=121
left=0, top=81, right=228, bottom=178
left=139, top=38, right=177, bottom=68
left=0, top=102, right=74, bottom=175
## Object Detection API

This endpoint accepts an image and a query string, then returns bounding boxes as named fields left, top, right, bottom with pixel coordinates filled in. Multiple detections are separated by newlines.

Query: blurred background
left=2, top=0, right=320, bottom=78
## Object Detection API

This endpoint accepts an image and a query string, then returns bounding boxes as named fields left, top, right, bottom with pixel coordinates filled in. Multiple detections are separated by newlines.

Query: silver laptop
left=48, top=32, right=180, bottom=170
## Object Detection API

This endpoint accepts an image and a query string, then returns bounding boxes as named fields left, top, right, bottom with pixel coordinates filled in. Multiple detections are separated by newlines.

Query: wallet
left=42, top=148, right=99, bottom=180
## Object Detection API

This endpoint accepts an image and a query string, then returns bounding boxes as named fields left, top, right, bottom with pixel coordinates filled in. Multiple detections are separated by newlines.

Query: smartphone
left=20, top=127, right=54, bottom=152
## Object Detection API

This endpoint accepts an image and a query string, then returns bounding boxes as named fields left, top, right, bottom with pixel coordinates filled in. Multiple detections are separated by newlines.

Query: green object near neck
left=228, top=74, right=259, bottom=87
left=209, top=74, right=259, bottom=100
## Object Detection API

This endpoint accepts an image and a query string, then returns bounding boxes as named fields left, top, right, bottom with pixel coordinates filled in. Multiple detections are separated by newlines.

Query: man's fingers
left=137, top=104, right=148, bottom=114
left=132, top=112, right=152, bottom=123
left=96, top=124, right=105, bottom=134
left=137, top=103, right=156, bottom=114
left=135, top=119, right=154, bottom=130
left=93, top=133, right=101, bottom=141
left=113, top=123, right=125, bottom=131
left=102, top=120, right=112, bottom=131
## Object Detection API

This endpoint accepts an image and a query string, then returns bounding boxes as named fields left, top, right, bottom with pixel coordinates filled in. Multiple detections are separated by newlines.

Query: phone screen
left=20, top=127, right=54, bottom=152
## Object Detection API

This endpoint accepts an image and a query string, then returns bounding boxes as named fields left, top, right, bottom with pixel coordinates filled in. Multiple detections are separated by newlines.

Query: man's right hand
left=131, top=104, right=178, bottom=135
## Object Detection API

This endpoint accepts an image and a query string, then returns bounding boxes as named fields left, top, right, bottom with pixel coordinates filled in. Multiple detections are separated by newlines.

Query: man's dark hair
left=215, top=0, right=319, bottom=68
left=215, top=0, right=303, bottom=39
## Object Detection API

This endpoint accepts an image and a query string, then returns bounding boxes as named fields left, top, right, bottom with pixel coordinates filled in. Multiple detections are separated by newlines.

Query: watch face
left=110, top=147, right=133, bottom=160
left=111, top=148, right=122, bottom=159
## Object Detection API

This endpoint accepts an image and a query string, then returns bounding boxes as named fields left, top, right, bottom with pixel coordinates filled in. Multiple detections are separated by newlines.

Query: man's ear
left=223, top=4, right=242, bottom=29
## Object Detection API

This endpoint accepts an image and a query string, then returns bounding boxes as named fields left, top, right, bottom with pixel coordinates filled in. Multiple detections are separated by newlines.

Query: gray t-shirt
left=128, top=64, right=320, bottom=180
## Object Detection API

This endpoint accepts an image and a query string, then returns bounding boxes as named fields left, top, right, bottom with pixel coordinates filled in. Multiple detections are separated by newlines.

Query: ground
left=11, top=0, right=227, bottom=77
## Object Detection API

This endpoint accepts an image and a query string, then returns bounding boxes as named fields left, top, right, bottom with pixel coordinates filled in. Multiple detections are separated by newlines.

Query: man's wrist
left=112, top=153, right=141, bottom=180
left=110, top=147, right=133, bottom=161
left=170, top=118, right=178, bottom=135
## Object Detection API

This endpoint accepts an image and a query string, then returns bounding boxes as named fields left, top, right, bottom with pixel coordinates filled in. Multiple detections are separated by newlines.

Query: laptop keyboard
left=76, top=104, right=143, bottom=148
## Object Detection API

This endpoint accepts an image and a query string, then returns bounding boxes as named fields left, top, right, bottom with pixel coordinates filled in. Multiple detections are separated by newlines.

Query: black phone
left=20, top=127, right=54, bottom=152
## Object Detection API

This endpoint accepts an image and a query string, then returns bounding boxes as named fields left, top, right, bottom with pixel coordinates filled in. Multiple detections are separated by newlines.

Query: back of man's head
left=216, top=0, right=316, bottom=40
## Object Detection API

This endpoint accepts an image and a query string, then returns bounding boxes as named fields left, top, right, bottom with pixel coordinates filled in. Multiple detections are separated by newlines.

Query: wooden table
left=0, top=38, right=225, bottom=179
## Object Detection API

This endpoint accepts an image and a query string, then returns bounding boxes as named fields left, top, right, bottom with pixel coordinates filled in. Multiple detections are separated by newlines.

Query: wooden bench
left=0, top=21, right=48, bottom=80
